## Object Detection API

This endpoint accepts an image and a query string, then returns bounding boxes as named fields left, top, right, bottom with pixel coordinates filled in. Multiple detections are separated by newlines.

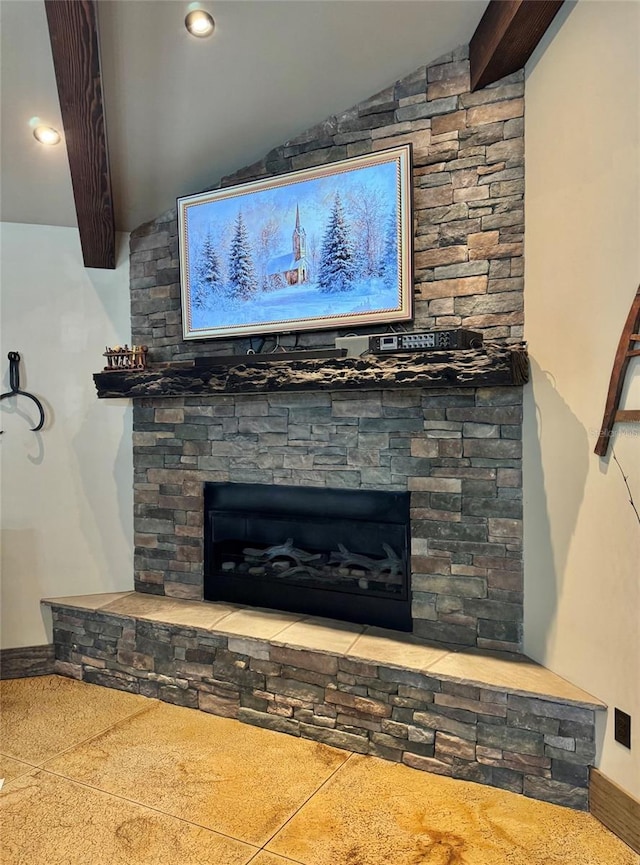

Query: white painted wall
left=0, top=223, right=133, bottom=649
left=524, top=1, right=640, bottom=797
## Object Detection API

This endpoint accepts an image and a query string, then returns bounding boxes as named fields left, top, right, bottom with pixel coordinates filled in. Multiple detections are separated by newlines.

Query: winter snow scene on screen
left=178, top=145, right=412, bottom=340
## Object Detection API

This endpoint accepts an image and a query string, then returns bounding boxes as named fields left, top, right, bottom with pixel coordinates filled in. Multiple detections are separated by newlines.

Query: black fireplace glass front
left=204, top=482, right=411, bottom=631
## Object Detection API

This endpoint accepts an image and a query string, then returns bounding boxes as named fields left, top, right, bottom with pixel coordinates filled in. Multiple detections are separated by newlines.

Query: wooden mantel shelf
left=93, top=342, right=529, bottom=400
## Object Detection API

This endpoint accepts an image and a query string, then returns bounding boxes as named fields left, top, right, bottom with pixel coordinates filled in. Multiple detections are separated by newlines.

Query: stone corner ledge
left=44, top=592, right=604, bottom=712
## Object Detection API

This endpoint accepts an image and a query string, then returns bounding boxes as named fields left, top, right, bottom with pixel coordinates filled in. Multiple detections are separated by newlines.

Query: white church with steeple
left=266, top=205, right=308, bottom=287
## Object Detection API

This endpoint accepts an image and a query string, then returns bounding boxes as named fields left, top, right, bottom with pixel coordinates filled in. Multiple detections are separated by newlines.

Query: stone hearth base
left=43, top=592, right=604, bottom=811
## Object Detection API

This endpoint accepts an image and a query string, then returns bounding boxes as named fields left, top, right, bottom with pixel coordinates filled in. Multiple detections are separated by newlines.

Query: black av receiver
left=370, top=329, right=483, bottom=354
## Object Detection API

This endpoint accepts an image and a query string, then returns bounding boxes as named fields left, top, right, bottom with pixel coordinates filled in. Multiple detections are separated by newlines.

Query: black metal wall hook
left=0, top=352, right=45, bottom=433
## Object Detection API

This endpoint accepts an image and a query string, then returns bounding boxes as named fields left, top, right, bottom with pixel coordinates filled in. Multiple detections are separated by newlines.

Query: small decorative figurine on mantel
left=103, top=344, right=148, bottom=371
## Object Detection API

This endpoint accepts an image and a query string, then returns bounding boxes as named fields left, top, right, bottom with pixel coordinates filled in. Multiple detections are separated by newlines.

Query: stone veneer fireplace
left=132, top=383, right=523, bottom=652
left=62, top=47, right=609, bottom=813
left=123, top=44, right=526, bottom=649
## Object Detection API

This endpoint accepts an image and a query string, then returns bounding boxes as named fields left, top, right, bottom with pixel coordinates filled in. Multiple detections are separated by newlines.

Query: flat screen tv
left=177, top=144, right=413, bottom=341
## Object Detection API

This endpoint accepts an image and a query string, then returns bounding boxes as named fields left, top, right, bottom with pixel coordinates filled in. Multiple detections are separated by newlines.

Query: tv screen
left=178, top=144, right=413, bottom=341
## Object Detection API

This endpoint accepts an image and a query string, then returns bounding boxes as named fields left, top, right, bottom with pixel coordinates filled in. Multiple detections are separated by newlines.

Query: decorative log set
left=94, top=343, right=529, bottom=399
left=227, top=538, right=404, bottom=590
left=243, top=538, right=322, bottom=566
left=332, top=543, right=402, bottom=580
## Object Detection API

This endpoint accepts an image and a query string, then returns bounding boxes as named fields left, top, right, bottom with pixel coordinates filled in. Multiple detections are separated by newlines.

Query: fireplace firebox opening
left=204, top=482, right=411, bottom=631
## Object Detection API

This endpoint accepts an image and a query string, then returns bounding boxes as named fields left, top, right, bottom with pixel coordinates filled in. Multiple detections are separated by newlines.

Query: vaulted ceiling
left=1, top=0, right=487, bottom=236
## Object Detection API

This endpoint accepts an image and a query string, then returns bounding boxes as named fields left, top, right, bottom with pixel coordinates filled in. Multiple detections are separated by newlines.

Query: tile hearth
left=44, top=592, right=604, bottom=811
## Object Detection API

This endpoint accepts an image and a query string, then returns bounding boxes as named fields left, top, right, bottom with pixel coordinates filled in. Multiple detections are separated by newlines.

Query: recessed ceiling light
left=185, top=8, right=215, bottom=38
left=33, top=125, right=61, bottom=146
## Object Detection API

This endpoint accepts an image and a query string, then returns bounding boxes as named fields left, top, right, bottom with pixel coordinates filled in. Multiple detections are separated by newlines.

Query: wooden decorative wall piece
left=595, top=285, right=640, bottom=456
left=93, top=343, right=530, bottom=400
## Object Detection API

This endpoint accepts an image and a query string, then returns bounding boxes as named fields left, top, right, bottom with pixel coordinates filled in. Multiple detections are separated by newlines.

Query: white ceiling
left=0, top=0, right=486, bottom=234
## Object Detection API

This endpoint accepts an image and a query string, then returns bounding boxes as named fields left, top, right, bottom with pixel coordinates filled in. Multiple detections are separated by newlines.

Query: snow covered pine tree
left=318, top=193, right=355, bottom=293
left=380, top=214, right=398, bottom=287
left=228, top=212, right=258, bottom=300
left=194, top=235, right=222, bottom=308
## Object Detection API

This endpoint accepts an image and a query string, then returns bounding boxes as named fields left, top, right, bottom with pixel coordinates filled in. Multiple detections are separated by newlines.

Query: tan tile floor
left=1, top=675, right=637, bottom=865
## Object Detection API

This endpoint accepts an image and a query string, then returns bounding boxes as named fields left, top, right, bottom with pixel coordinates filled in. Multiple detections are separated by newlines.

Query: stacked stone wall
left=133, top=386, right=523, bottom=652
left=129, top=45, right=524, bottom=362
left=51, top=604, right=594, bottom=811
left=128, top=43, right=526, bottom=653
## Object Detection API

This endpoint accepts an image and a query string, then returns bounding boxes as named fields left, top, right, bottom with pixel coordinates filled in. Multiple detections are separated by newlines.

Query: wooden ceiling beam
left=470, top=0, right=565, bottom=92
left=44, top=0, right=115, bottom=269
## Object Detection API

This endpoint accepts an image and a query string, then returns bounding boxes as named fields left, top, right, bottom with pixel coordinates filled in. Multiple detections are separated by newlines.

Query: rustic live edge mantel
left=93, top=342, right=529, bottom=400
